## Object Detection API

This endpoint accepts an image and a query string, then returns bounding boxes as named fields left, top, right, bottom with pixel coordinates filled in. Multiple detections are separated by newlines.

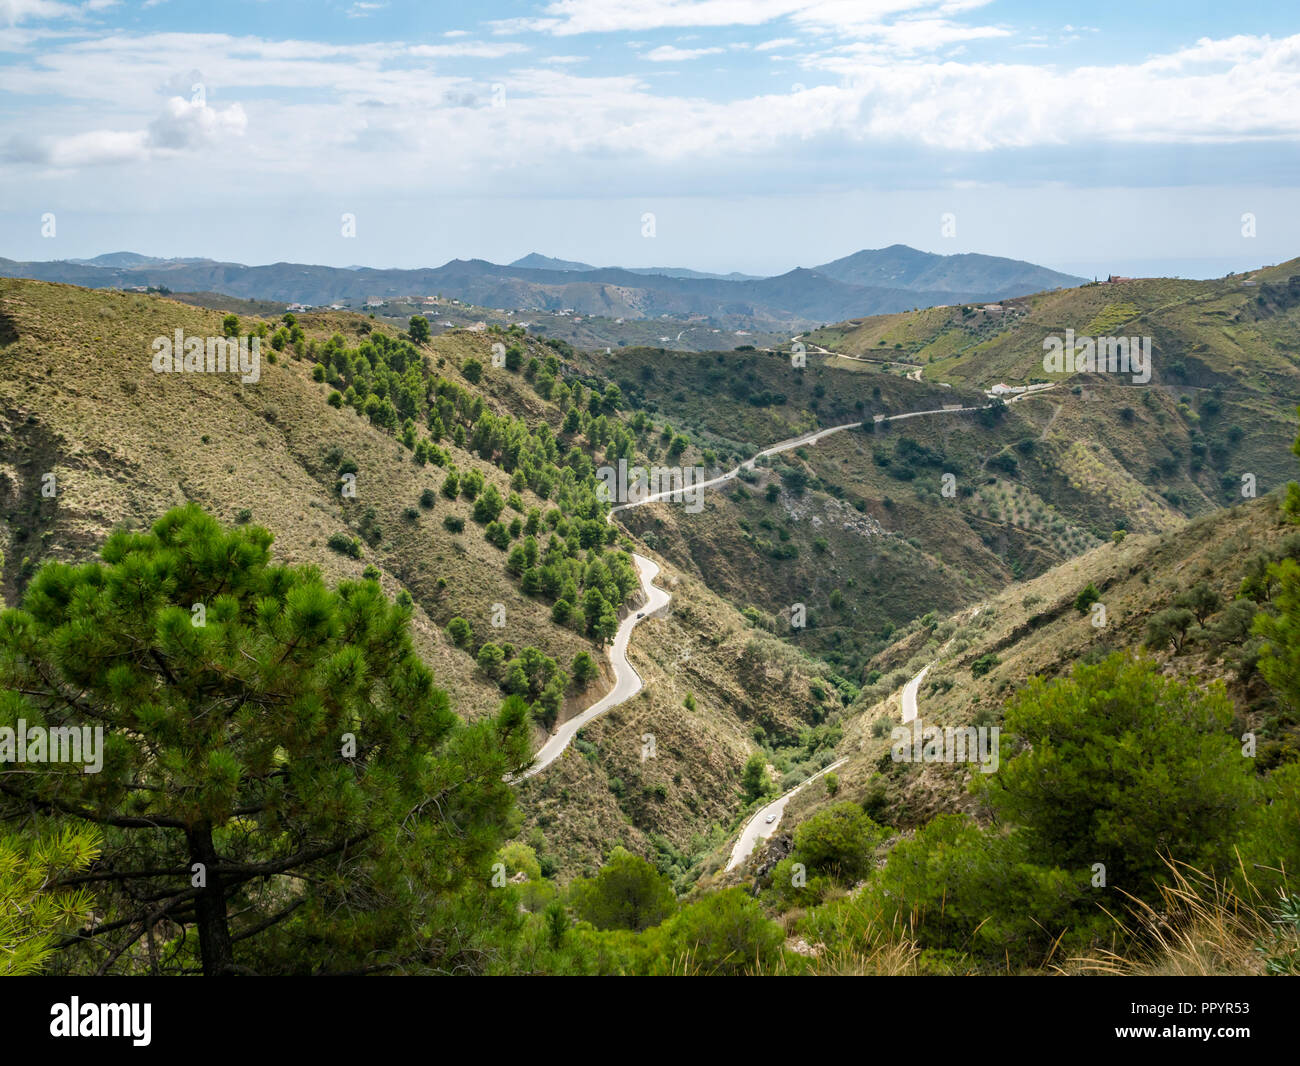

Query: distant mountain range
left=508, top=253, right=764, bottom=282
left=0, top=244, right=1085, bottom=331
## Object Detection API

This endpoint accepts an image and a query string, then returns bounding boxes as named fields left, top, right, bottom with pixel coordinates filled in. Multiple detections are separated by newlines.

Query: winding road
left=516, top=381, right=1048, bottom=787
left=514, top=553, right=670, bottom=780
left=724, top=758, right=848, bottom=873
left=607, top=391, right=1032, bottom=516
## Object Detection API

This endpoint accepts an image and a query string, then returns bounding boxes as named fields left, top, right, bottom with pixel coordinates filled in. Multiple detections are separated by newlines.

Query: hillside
left=809, top=259, right=1300, bottom=396
left=813, top=244, right=1083, bottom=297
left=732, top=491, right=1300, bottom=856
left=0, top=277, right=841, bottom=881
left=575, top=292, right=1300, bottom=686
left=5, top=267, right=1300, bottom=977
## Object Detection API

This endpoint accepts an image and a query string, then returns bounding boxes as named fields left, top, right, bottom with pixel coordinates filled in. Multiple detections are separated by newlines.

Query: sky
left=1, top=0, right=1298, bottom=279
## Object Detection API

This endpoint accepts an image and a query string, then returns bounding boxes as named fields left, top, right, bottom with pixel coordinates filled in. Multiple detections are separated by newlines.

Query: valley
left=3, top=254, right=1300, bottom=978
left=4, top=0, right=1300, bottom=1026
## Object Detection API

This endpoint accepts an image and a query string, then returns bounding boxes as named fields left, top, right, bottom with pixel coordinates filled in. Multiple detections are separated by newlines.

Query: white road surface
left=901, top=663, right=931, bottom=724
left=610, top=383, right=1055, bottom=516
left=513, top=552, right=670, bottom=780
left=516, top=374, right=1045, bottom=782
left=725, top=758, right=849, bottom=873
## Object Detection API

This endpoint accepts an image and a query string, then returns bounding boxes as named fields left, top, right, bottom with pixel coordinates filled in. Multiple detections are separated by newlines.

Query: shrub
left=327, top=532, right=362, bottom=558
left=970, top=652, right=999, bottom=679
left=571, top=651, right=598, bottom=686
left=1074, top=583, right=1102, bottom=614
left=568, top=847, right=676, bottom=932
left=791, top=802, right=883, bottom=881
left=741, top=752, right=770, bottom=802
left=446, top=617, right=473, bottom=647
left=1145, top=607, right=1195, bottom=652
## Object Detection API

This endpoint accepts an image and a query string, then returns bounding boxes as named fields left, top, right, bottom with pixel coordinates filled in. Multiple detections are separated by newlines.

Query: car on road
left=764, top=814, right=776, bottom=824
left=636, top=612, right=644, bottom=618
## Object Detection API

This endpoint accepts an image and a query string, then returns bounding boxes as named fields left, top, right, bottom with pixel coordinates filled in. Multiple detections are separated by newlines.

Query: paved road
left=608, top=388, right=1054, bottom=515
left=520, top=376, right=1043, bottom=780
left=900, top=605, right=981, bottom=725
left=725, top=758, right=849, bottom=873
left=720, top=604, right=979, bottom=863
left=513, top=552, right=670, bottom=780
left=901, top=664, right=932, bottom=724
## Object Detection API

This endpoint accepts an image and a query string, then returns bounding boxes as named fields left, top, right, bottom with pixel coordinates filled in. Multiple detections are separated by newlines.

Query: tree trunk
left=188, top=824, right=234, bottom=976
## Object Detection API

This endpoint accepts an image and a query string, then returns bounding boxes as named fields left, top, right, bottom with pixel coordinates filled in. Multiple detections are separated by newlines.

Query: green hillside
left=0, top=278, right=837, bottom=883
left=5, top=271, right=1300, bottom=978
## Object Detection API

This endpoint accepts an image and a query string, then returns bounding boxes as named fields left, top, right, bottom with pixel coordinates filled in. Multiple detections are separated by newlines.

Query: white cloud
left=3, top=95, right=245, bottom=165
left=2, top=26, right=1298, bottom=192
left=408, top=41, right=529, bottom=58
left=644, top=44, right=725, bottom=61
left=805, top=18, right=1009, bottom=59
left=1, top=0, right=122, bottom=22
left=491, top=0, right=995, bottom=38
left=146, top=95, right=246, bottom=149
left=801, top=34, right=1300, bottom=149
left=755, top=37, right=798, bottom=50
left=0, top=0, right=77, bottom=23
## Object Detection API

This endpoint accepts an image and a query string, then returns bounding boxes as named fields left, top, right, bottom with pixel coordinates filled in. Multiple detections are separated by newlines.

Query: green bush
left=1074, top=583, right=1101, bottom=614
left=790, top=802, right=883, bottom=882
left=970, top=652, right=999, bottom=678
left=327, top=532, right=362, bottom=558
left=567, top=848, right=676, bottom=932
left=446, top=616, right=473, bottom=647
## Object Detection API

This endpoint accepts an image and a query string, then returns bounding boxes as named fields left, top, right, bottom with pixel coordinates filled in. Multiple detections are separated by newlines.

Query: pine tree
left=0, top=504, right=530, bottom=975
left=0, top=826, right=100, bottom=975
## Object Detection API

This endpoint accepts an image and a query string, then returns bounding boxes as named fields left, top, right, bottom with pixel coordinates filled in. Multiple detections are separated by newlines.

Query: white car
left=764, top=814, right=777, bottom=824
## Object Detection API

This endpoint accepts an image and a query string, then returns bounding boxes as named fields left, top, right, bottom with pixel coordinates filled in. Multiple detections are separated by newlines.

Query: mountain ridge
left=0, top=244, right=1086, bottom=333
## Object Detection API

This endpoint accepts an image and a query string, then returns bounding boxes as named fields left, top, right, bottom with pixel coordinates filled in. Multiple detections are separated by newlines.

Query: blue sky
left=2, top=0, right=1298, bottom=278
